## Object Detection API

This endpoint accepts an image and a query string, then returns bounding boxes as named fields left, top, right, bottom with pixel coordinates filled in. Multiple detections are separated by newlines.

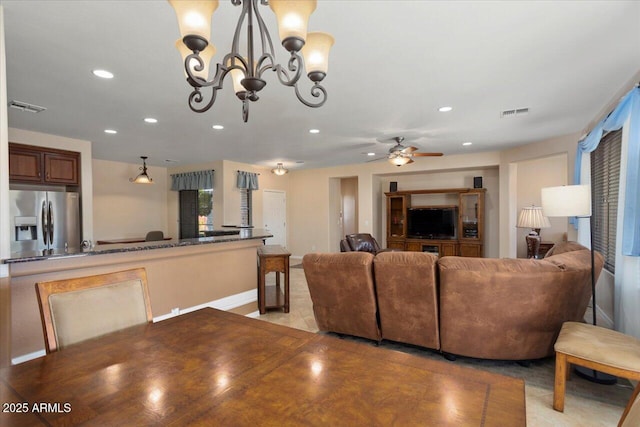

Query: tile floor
left=257, top=266, right=635, bottom=426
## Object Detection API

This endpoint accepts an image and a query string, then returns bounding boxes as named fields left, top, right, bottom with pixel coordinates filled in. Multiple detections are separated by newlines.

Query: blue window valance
left=574, top=87, right=640, bottom=256
left=171, top=170, right=214, bottom=191
left=237, top=171, right=259, bottom=190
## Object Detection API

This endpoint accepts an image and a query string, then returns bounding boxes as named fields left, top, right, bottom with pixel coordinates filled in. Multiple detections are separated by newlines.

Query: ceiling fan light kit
left=381, top=136, right=443, bottom=167
left=169, top=0, right=334, bottom=122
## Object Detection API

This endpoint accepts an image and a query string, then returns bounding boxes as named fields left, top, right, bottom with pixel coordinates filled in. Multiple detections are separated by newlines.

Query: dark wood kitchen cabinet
left=9, top=143, right=80, bottom=185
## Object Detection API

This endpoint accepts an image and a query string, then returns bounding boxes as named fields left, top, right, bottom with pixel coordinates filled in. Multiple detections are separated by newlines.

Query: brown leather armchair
left=342, top=233, right=385, bottom=254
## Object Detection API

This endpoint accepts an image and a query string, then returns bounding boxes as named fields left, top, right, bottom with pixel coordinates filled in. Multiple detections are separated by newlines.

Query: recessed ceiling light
left=309, top=129, right=320, bottom=134
left=438, top=106, right=453, bottom=112
left=462, top=141, right=473, bottom=146
left=104, top=129, right=117, bottom=134
left=367, top=152, right=376, bottom=156
left=212, top=124, right=224, bottom=130
left=92, top=69, right=114, bottom=79
left=144, top=117, right=158, bottom=124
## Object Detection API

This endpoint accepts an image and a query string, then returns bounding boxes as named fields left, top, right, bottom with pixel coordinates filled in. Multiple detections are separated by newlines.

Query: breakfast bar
left=3, top=229, right=272, bottom=363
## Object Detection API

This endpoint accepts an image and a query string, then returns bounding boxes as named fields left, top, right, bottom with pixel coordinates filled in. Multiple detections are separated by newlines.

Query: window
left=240, top=189, right=253, bottom=227
left=178, top=188, right=213, bottom=239
left=591, top=129, right=622, bottom=273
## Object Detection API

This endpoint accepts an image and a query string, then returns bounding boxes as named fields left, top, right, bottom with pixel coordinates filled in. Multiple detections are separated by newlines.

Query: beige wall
left=165, top=160, right=289, bottom=241
left=287, top=151, right=502, bottom=257
left=92, top=158, right=169, bottom=241
left=515, top=154, right=567, bottom=258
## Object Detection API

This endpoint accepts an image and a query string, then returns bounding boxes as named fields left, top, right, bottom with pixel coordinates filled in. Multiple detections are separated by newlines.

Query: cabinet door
left=459, top=243, right=482, bottom=257
left=44, top=152, right=79, bottom=184
left=387, top=195, right=409, bottom=238
left=441, top=242, right=458, bottom=257
left=387, top=239, right=406, bottom=251
left=405, top=241, right=422, bottom=252
left=9, top=147, right=42, bottom=182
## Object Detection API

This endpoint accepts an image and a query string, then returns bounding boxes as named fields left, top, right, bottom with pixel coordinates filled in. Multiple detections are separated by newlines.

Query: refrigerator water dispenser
left=14, top=216, right=37, bottom=241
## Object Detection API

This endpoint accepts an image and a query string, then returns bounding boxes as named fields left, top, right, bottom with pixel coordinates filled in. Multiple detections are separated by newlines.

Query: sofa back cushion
left=374, top=251, right=440, bottom=350
left=437, top=249, right=603, bottom=360
left=302, top=252, right=381, bottom=341
left=544, top=241, right=588, bottom=258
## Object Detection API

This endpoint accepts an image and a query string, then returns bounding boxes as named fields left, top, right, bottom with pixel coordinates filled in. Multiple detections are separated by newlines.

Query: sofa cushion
left=544, top=241, right=588, bottom=258
left=302, top=252, right=381, bottom=341
left=374, top=251, right=440, bottom=350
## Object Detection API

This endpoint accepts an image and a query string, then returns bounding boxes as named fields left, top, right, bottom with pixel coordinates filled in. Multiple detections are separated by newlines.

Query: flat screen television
left=407, top=207, right=457, bottom=239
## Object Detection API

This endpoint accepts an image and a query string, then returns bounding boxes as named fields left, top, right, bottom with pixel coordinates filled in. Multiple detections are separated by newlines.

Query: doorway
left=263, top=190, right=287, bottom=247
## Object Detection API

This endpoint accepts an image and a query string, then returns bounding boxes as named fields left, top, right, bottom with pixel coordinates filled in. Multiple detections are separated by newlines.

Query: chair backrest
left=302, top=252, right=381, bottom=341
left=36, top=268, right=153, bottom=353
left=345, top=233, right=381, bottom=254
left=145, top=230, right=164, bottom=241
left=339, top=239, right=351, bottom=252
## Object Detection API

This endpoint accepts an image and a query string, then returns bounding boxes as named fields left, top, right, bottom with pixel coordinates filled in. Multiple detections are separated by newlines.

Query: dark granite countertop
left=4, top=228, right=273, bottom=264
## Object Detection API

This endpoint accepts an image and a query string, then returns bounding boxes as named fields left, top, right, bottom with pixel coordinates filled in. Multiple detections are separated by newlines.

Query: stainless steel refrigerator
left=10, top=190, right=81, bottom=255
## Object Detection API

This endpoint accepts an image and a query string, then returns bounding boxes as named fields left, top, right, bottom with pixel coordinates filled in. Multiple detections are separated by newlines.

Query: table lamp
left=516, top=206, right=551, bottom=258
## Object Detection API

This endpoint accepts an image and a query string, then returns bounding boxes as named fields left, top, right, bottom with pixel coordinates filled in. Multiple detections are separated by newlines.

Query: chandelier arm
left=230, top=0, right=249, bottom=59
left=253, top=0, right=276, bottom=58
left=294, top=83, right=327, bottom=108
left=273, top=53, right=304, bottom=87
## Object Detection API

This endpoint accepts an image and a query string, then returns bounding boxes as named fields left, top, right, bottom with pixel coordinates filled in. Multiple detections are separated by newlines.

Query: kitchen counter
left=5, top=228, right=274, bottom=363
left=3, top=228, right=271, bottom=264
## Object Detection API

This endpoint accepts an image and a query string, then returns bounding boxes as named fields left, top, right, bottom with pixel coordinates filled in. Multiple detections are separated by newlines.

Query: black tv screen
left=407, top=207, right=457, bottom=239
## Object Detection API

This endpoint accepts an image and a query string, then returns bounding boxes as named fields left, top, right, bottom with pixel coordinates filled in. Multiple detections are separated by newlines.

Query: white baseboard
left=153, top=288, right=258, bottom=322
left=12, top=350, right=46, bottom=365
left=12, top=289, right=259, bottom=364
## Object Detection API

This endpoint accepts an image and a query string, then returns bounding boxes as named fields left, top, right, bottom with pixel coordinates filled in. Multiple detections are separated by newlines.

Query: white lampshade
left=226, top=57, right=248, bottom=94
left=169, top=0, right=219, bottom=43
left=176, top=39, right=216, bottom=80
left=541, top=185, right=591, bottom=217
left=269, top=0, right=316, bottom=43
left=301, top=32, right=334, bottom=75
left=516, top=206, right=551, bottom=229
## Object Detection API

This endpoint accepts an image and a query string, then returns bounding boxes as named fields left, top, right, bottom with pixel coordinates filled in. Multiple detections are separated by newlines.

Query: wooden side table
left=538, top=241, right=555, bottom=259
left=257, top=245, right=291, bottom=314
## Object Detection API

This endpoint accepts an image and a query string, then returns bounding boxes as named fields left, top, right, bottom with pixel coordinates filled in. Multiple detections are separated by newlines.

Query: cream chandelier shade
left=130, top=156, right=154, bottom=184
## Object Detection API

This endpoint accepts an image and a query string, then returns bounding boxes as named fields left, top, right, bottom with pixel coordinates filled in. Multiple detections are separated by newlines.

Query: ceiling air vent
left=8, top=100, right=47, bottom=113
left=500, top=107, right=529, bottom=118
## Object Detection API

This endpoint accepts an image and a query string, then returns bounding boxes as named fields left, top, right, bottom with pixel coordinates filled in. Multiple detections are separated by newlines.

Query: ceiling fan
left=369, top=136, right=443, bottom=166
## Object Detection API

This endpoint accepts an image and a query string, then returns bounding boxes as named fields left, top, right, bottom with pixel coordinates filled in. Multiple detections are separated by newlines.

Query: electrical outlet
left=311, top=245, right=316, bottom=251
left=171, top=308, right=179, bottom=316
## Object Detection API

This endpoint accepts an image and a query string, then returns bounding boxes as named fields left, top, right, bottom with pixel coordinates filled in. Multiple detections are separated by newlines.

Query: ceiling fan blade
left=401, top=146, right=418, bottom=154
left=412, top=152, right=444, bottom=157
left=406, top=158, right=415, bottom=164
left=366, top=157, right=387, bottom=163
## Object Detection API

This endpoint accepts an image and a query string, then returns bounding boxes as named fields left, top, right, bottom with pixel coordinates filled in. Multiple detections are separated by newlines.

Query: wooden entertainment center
left=386, top=188, right=486, bottom=257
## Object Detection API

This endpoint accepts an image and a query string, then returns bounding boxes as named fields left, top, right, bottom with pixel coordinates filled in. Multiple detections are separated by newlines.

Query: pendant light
left=130, top=156, right=154, bottom=184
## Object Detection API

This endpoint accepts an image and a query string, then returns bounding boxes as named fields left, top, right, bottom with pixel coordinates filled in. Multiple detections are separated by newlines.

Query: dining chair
left=553, top=321, right=640, bottom=419
left=620, top=383, right=640, bottom=427
left=145, top=230, right=164, bottom=241
left=36, top=268, right=153, bottom=353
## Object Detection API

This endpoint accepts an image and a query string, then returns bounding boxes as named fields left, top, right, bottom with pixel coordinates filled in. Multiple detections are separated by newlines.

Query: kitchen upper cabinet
left=9, top=143, right=80, bottom=186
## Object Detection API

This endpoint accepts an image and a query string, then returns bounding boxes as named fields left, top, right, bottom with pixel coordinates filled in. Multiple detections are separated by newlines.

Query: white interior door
left=263, top=190, right=286, bottom=247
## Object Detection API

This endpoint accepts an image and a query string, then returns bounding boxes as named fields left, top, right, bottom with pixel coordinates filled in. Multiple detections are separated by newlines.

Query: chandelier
left=130, top=156, right=154, bottom=184
left=169, top=0, right=334, bottom=122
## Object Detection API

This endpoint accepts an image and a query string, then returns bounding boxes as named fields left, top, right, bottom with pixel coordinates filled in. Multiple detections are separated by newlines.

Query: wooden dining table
left=0, top=308, right=525, bottom=426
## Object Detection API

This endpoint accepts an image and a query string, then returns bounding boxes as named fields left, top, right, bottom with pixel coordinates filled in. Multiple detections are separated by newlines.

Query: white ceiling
left=3, top=1, right=640, bottom=170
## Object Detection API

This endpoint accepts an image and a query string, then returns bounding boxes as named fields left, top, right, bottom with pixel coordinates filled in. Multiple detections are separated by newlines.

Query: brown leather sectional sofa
left=302, top=242, right=603, bottom=361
